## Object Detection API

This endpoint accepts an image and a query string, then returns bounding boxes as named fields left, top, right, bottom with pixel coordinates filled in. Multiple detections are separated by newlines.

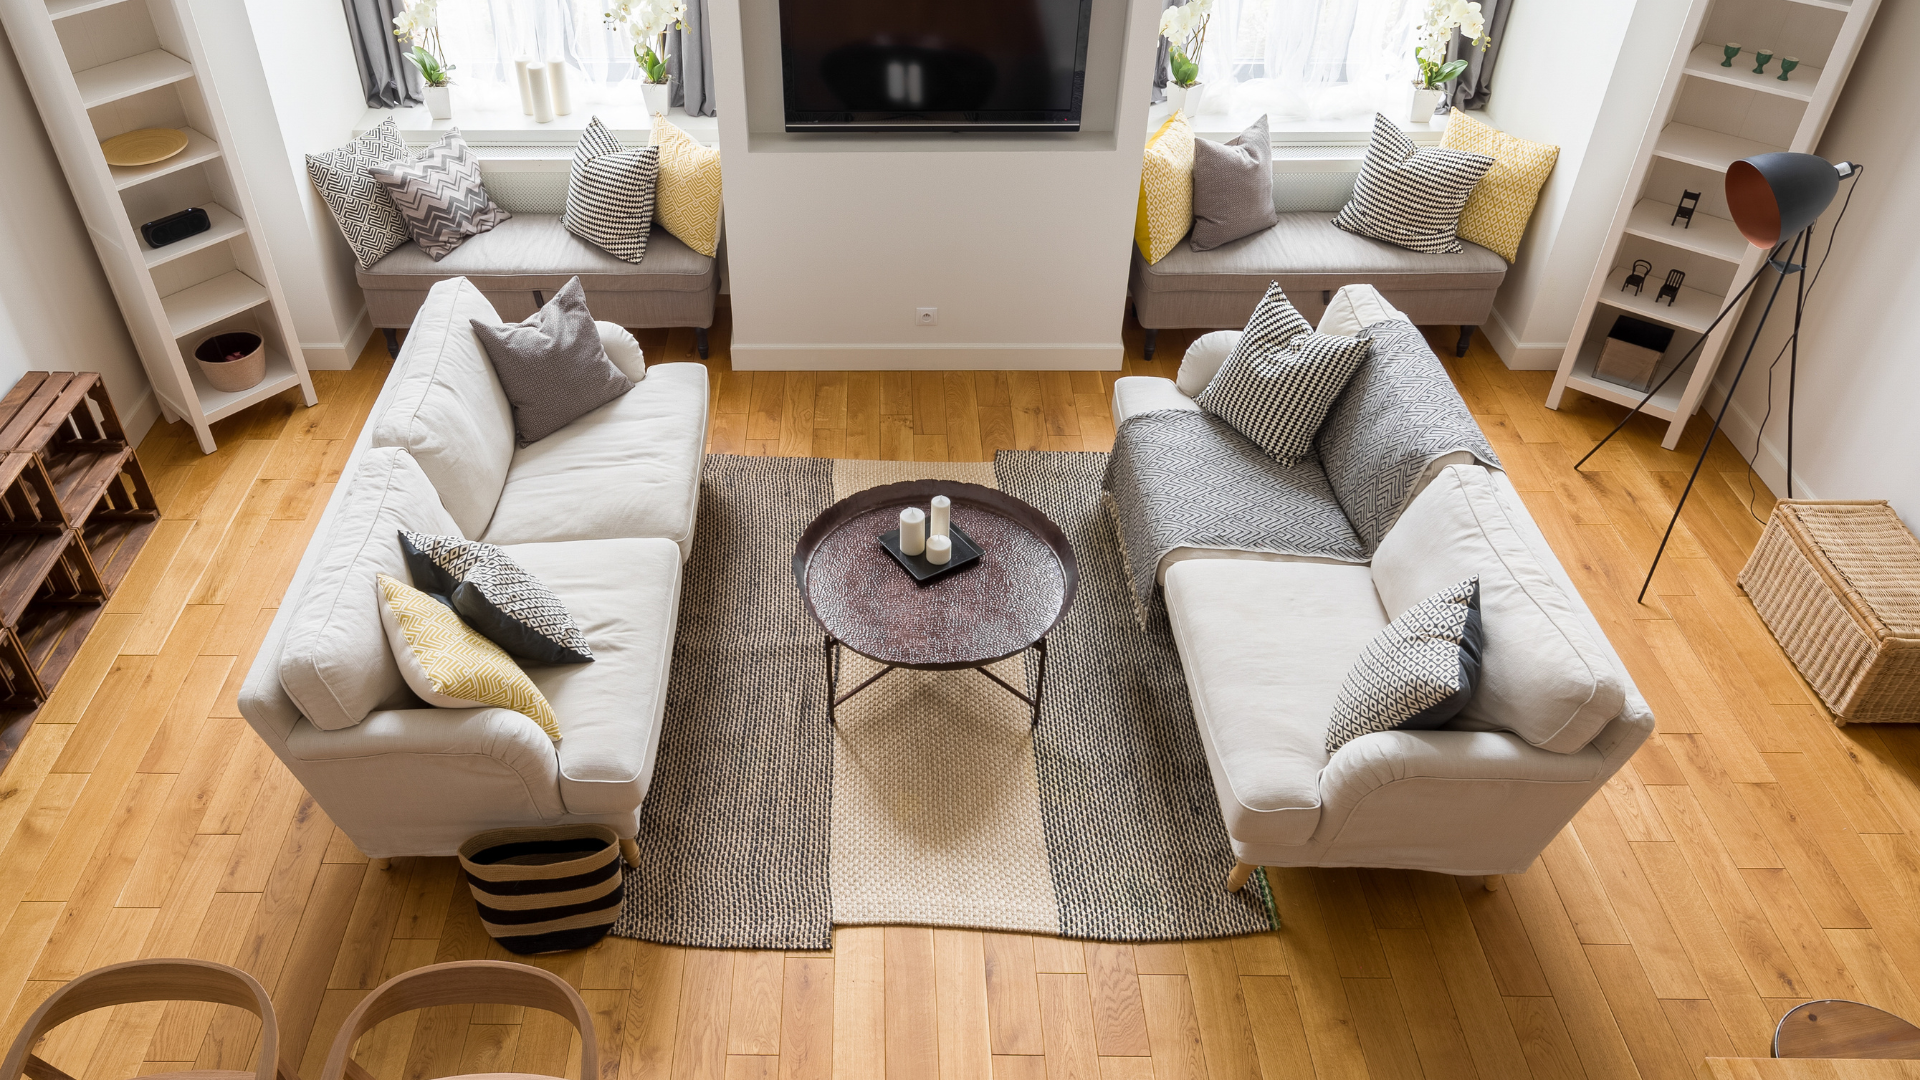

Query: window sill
left=354, top=98, right=718, bottom=150
left=1147, top=100, right=1443, bottom=158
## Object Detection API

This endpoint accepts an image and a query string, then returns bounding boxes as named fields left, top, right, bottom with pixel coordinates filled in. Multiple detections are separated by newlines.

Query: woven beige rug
left=827, top=461, right=1061, bottom=933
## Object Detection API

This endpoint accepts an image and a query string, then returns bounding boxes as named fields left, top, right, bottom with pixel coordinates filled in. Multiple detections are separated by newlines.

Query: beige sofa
left=240, top=276, right=710, bottom=861
left=1111, top=287, right=1653, bottom=888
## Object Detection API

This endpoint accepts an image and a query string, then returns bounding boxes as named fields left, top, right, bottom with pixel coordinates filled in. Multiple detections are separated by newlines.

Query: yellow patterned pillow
left=650, top=115, right=722, bottom=258
left=1440, top=109, right=1559, bottom=263
left=1134, top=112, right=1194, bottom=265
left=376, top=573, right=561, bottom=742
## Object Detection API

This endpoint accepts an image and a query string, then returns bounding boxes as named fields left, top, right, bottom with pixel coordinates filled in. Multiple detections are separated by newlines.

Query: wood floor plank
left=1086, top=942, right=1150, bottom=1058
left=983, top=932, right=1044, bottom=1056
left=933, top=930, right=991, bottom=1080
left=1505, top=858, right=1645, bottom=1080
left=728, top=951, right=785, bottom=1056
left=884, top=928, right=938, bottom=1080
left=1036, top=973, right=1100, bottom=1080
left=831, top=928, right=883, bottom=1080
left=1137, top=974, right=1210, bottom=1080
left=1186, top=937, right=1278, bottom=1080
left=780, top=956, right=833, bottom=1080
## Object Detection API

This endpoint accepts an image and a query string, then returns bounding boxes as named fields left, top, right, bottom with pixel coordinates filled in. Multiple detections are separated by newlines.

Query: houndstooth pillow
left=305, top=119, right=415, bottom=270
left=369, top=128, right=510, bottom=260
left=399, top=530, right=593, bottom=665
left=1332, top=113, right=1495, bottom=254
left=1325, top=577, right=1482, bottom=753
left=563, top=116, right=659, bottom=263
left=1197, top=283, right=1372, bottom=466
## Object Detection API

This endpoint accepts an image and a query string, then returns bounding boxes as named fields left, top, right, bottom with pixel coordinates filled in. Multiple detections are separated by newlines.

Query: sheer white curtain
left=435, top=0, right=642, bottom=111
left=1196, top=0, right=1419, bottom=122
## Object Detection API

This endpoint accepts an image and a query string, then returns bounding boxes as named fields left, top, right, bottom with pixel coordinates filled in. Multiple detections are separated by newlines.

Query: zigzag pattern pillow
left=1324, top=577, right=1483, bottom=753
left=564, top=117, right=659, bottom=263
left=305, top=119, right=414, bottom=270
left=1197, top=283, right=1372, bottom=466
left=369, top=128, right=510, bottom=260
left=1333, top=113, right=1495, bottom=254
left=376, top=574, right=561, bottom=742
left=400, top=531, right=593, bottom=665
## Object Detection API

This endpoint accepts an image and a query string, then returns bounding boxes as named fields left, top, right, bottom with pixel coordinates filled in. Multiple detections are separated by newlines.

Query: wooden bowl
left=100, top=128, right=188, bottom=167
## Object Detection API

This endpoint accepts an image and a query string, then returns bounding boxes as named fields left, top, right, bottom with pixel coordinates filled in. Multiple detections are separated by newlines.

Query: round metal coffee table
left=792, top=480, right=1078, bottom=726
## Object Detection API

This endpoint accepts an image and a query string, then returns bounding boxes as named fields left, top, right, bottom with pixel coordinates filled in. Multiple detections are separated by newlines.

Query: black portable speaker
left=140, top=207, right=210, bottom=249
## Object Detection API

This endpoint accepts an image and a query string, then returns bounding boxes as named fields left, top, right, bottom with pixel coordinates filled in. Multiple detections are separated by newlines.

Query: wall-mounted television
left=779, top=0, right=1094, bottom=132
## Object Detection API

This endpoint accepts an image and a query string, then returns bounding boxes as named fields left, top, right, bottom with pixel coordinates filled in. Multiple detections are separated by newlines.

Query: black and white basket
left=457, top=825, right=625, bottom=954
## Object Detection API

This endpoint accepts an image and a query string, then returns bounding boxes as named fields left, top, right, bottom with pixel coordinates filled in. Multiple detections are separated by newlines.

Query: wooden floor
left=3, top=307, right=1918, bottom=1080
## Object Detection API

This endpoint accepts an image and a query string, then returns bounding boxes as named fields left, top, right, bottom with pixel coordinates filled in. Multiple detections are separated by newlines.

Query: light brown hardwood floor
left=3, top=306, right=1917, bottom=1080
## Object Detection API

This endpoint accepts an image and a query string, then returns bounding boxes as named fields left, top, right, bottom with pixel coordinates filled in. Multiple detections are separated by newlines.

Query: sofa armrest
left=1111, top=376, right=1202, bottom=426
left=1323, top=728, right=1605, bottom=798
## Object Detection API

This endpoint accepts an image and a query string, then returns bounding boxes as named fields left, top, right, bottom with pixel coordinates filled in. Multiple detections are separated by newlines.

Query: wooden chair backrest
left=321, top=961, right=595, bottom=1080
left=0, top=959, right=290, bottom=1080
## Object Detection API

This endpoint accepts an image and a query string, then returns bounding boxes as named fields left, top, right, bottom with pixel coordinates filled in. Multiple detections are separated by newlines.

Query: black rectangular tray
left=878, top=523, right=983, bottom=584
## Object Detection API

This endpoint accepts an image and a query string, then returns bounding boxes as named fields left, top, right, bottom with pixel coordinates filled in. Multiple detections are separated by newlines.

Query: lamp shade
left=1726, top=152, right=1839, bottom=247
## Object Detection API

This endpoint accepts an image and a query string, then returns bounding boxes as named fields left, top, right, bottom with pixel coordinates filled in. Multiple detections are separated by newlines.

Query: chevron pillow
left=1333, top=113, right=1494, bottom=254
left=398, top=529, right=593, bottom=665
left=305, top=119, right=414, bottom=270
left=376, top=573, right=561, bottom=742
left=1324, top=577, right=1482, bottom=753
left=1196, top=283, right=1372, bottom=466
left=563, top=117, right=659, bottom=263
left=370, top=128, right=510, bottom=260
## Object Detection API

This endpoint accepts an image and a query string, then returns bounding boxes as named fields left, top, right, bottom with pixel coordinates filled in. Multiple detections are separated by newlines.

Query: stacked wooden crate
left=0, top=371, right=159, bottom=768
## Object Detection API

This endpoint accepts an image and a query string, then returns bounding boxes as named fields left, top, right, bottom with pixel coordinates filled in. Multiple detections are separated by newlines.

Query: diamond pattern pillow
left=1439, top=109, right=1560, bottom=263
left=305, top=119, right=414, bottom=269
left=1333, top=113, right=1495, bottom=254
left=650, top=115, right=722, bottom=258
left=376, top=573, right=562, bottom=742
left=1134, top=111, right=1194, bottom=264
left=469, top=277, right=634, bottom=445
left=1324, top=577, right=1483, bottom=753
left=1196, top=283, right=1372, bottom=466
left=369, top=128, right=511, bottom=260
left=563, top=116, right=659, bottom=263
left=400, top=530, right=594, bottom=665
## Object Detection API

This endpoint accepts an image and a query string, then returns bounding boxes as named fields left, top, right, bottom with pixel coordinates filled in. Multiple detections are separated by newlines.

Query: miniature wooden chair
left=1775, top=999, right=1920, bottom=1058
left=320, top=961, right=595, bottom=1080
left=1, top=958, right=297, bottom=1080
left=1672, top=189, right=1701, bottom=228
left=1656, top=269, right=1685, bottom=306
left=1621, top=259, right=1652, bottom=295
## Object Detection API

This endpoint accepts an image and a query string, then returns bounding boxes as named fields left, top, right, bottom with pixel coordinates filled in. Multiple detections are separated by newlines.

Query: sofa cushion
left=1165, top=559, right=1389, bottom=848
left=505, top=538, right=683, bottom=815
left=1134, top=111, right=1194, bottom=265
left=1191, top=115, right=1278, bottom=252
left=375, top=572, right=561, bottom=741
left=400, top=531, right=594, bottom=665
left=280, top=447, right=463, bottom=732
left=471, top=277, right=635, bottom=446
left=1372, top=465, right=1627, bottom=754
left=1135, top=211, right=1507, bottom=296
left=1197, top=284, right=1371, bottom=467
left=1324, top=576, right=1483, bottom=752
left=1333, top=113, right=1494, bottom=255
left=369, top=128, right=510, bottom=260
left=368, top=277, right=516, bottom=538
left=1175, top=330, right=1239, bottom=398
left=563, top=116, right=659, bottom=263
left=358, top=214, right=716, bottom=296
left=480, top=362, right=709, bottom=556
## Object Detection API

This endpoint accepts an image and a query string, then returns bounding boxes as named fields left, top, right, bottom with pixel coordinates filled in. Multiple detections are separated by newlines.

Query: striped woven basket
left=457, top=825, right=626, bottom=954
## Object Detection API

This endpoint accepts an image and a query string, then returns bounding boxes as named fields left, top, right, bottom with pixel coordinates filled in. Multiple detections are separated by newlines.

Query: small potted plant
left=607, top=0, right=687, bottom=118
left=393, top=0, right=455, bottom=119
left=1158, top=0, right=1211, bottom=117
left=1411, top=0, right=1489, bottom=123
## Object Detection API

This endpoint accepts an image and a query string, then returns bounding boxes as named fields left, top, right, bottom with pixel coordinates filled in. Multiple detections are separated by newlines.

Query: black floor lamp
left=1573, top=152, right=1862, bottom=602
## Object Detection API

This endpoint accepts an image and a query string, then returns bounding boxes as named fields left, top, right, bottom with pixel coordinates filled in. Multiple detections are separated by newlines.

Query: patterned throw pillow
left=369, top=128, right=511, bottom=260
left=1134, top=111, right=1194, bottom=264
left=1196, top=283, right=1372, bottom=466
left=399, top=530, right=594, bottom=665
left=1439, top=109, right=1560, bottom=263
left=1324, top=577, right=1483, bottom=753
left=470, top=277, right=634, bottom=445
left=563, top=117, right=659, bottom=263
left=375, top=574, right=562, bottom=742
left=305, top=119, right=414, bottom=269
left=1332, top=113, right=1495, bottom=254
left=650, top=115, right=722, bottom=258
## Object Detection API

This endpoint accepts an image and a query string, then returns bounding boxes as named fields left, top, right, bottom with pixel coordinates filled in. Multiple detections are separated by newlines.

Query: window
left=432, top=0, right=644, bottom=111
left=1194, top=0, right=1420, bottom=123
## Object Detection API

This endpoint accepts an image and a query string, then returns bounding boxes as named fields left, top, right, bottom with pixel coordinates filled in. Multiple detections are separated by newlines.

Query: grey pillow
left=1191, top=115, right=1279, bottom=251
left=470, top=277, right=634, bottom=445
left=369, top=128, right=511, bottom=260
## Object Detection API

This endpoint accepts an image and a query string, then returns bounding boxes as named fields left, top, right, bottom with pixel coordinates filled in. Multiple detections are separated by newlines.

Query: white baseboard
left=729, top=343, right=1123, bottom=370
left=122, top=386, right=159, bottom=448
left=1483, top=308, right=1566, bottom=371
left=301, top=307, right=376, bottom=370
left=1709, top=377, right=1819, bottom=502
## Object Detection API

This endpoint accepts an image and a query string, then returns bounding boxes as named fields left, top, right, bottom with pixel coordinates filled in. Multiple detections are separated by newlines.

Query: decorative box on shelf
left=1595, top=315, right=1674, bottom=392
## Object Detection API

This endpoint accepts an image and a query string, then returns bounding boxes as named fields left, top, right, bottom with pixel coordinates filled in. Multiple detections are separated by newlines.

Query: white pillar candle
left=515, top=58, right=535, bottom=115
left=925, top=534, right=952, bottom=565
left=899, top=507, right=926, bottom=556
left=546, top=60, right=572, bottom=115
left=528, top=63, right=555, bottom=123
left=929, top=495, right=951, bottom=538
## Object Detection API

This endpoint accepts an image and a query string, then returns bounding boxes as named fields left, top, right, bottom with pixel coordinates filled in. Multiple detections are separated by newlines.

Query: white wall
left=711, top=0, right=1161, bottom=369
left=1710, top=0, right=1919, bottom=527
left=0, top=24, right=156, bottom=441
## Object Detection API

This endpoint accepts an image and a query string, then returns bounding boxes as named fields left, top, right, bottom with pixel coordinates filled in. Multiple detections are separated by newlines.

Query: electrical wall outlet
left=916, top=307, right=938, bottom=326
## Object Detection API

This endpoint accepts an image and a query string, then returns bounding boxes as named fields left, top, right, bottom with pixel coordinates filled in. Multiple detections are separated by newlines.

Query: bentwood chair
left=1, top=959, right=298, bottom=1080
left=321, top=961, right=595, bottom=1080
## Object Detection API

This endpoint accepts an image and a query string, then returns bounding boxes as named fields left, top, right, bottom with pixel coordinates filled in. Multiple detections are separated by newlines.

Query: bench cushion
left=1140, top=211, right=1507, bottom=294
left=359, top=214, right=714, bottom=295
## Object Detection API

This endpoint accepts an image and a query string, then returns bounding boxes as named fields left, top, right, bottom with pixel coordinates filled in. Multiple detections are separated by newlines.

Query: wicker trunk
left=1738, top=501, right=1920, bottom=724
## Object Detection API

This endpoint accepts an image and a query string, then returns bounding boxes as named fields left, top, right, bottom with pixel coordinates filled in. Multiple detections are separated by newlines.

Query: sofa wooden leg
left=370, top=858, right=391, bottom=871
left=1483, top=874, right=1500, bottom=892
left=695, top=327, right=709, bottom=360
left=382, top=328, right=401, bottom=358
left=1143, top=329, right=1158, bottom=361
left=1455, top=325, right=1475, bottom=357
left=1226, top=861, right=1255, bottom=892
left=620, top=838, right=641, bottom=867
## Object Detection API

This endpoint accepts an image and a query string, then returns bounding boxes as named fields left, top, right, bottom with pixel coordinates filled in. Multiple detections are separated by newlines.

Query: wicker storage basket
left=1738, top=500, right=1920, bottom=723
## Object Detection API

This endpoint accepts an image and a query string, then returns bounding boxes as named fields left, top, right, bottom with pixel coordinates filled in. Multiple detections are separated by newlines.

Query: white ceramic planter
left=425, top=85, right=452, bottom=120
left=1166, top=81, right=1205, bottom=118
left=1408, top=86, right=1444, bottom=124
left=641, top=81, right=671, bottom=118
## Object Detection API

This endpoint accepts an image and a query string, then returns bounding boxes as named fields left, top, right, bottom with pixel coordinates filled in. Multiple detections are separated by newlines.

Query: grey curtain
left=341, top=0, right=422, bottom=109
left=1448, top=0, right=1511, bottom=111
left=1150, top=0, right=1177, bottom=105
left=668, top=0, right=717, bottom=117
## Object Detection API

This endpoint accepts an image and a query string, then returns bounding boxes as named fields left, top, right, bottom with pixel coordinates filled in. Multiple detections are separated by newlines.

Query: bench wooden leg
left=620, top=838, right=641, bottom=867
left=370, top=857, right=391, bottom=871
left=1226, top=861, right=1255, bottom=892
left=695, top=327, right=709, bottom=360
left=1143, top=329, right=1158, bottom=361
left=382, top=328, right=401, bottom=358
left=1483, top=874, right=1500, bottom=892
left=1456, top=325, right=1475, bottom=357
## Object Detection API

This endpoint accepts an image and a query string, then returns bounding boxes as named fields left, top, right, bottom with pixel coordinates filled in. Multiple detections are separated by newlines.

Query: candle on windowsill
left=547, top=60, right=572, bottom=115
left=528, top=63, right=556, bottom=123
left=515, top=58, right=535, bottom=115
left=899, top=507, right=926, bottom=556
left=929, top=495, right=950, bottom=538
left=925, top=533, right=952, bottom=566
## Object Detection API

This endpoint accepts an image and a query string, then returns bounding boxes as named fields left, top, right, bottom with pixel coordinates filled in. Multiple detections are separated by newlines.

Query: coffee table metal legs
left=823, top=634, right=1050, bottom=728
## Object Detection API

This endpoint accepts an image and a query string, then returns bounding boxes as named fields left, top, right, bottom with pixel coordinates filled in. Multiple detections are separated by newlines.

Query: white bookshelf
left=0, top=0, right=316, bottom=453
left=1546, top=0, right=1880, bottom=448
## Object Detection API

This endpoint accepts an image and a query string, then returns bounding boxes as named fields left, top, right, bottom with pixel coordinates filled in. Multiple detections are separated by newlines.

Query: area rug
left=611, top=453, right=1273, bottom=949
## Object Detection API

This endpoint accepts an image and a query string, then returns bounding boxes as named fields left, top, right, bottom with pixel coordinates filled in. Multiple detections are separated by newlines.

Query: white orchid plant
left=607, top=0, right=687, bottom=85
left=392, top=0, right=453, bottom=87
left=1158, top=0, right=1212, bottom=90
left=1413, top=0, right=1490, bottom=90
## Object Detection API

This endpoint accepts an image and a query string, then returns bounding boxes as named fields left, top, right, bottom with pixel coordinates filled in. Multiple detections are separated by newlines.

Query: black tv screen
left=779, top=0, right=1093, bottom=131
